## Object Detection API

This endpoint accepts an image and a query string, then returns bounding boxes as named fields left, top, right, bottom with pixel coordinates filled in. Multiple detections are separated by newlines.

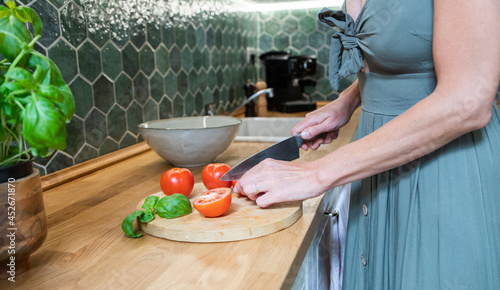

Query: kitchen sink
left=235, top=117, right=304, bottom=142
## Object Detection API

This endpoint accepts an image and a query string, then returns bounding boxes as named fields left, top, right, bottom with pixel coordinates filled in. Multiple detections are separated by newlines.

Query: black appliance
left=260, top=51, right=317, bottom=113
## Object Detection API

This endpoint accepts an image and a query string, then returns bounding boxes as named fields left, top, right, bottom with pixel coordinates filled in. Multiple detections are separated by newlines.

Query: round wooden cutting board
left=136, top=183, right=302, bottom=243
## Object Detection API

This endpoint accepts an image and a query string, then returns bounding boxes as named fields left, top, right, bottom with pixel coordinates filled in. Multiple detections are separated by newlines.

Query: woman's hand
left=233, top=83, right=362, bottom=208
left=234, top=159, right=324, bottom=208
left=291, top=102, right=346, bottom=150
left=234, top=83, right=361, bottom=208
left=292, top=87, right=360, bottom=150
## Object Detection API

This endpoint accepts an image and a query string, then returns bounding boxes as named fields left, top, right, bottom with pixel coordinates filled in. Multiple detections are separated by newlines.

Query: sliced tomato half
left=193, top=187, right=232, bottom=218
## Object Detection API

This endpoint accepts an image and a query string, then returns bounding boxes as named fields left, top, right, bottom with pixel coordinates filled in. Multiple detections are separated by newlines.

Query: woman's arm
left=235, top=0, right=500, bottom=207
left=314, top=0, right=500, bottom=189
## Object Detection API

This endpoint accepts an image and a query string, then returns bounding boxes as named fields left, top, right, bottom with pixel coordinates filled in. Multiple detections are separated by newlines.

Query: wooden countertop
left=1, top=109, right=359, bottom=290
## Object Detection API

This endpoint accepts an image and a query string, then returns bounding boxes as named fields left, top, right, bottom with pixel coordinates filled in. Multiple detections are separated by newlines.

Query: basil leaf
left=30, top=147, right=53, bottom=158
left=14, top=8, right=30, bottom=24
left=28, top=52, right=75, bottom=121
left=2, top=81, right=25, bottom=92
left=2, top=101, right=22, bottom=124
left=142, top=196, right=159, bottom=210
left=121, top=210, right=144, bottom=238
left=0, top=14, right=32, bottom=62
left=140, top=208, right=155, bottom=223
left=6, top=67, right=32, bottom=82
left=33, top=64, right=43, bottom=83
left=155, top=194, right=192, bottom=219
left=5, top=67, right=33, bottom=90
left=4, top=1, right=16, bottom=10
left=22, top=96, right=66, bottom=156
left=28, top=51, right=62, bottom=85
left=58, top=86, right=75, bottom=122
left=16, top=7, right=42, bottom=36
left=0, top=6, right=11, bottom=19
left=36, top=84, right=64, bottom=103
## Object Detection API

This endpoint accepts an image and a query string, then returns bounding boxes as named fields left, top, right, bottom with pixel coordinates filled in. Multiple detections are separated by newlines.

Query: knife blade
left=220, top=132, right=326, bottom=181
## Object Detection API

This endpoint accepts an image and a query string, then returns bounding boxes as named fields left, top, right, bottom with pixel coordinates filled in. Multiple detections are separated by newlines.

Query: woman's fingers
left=301, top=130, right=339, bottom=150
left=235, top=159, right=324, bottom=208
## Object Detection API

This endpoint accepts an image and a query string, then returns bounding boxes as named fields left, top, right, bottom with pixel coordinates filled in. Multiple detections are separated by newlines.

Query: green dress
left=319, top=0, right=500, bottom=289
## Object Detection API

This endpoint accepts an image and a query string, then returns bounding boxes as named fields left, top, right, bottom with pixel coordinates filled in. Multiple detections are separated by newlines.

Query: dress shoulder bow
left=318, top=8, right=364, bottom=91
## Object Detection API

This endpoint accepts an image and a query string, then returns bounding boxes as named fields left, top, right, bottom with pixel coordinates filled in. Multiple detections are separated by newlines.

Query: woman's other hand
left=292, top=83, right=361, bottom=150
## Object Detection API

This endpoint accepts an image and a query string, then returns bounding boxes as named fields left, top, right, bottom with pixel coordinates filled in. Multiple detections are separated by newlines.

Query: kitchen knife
left=220, top=132, right=326, bottom=181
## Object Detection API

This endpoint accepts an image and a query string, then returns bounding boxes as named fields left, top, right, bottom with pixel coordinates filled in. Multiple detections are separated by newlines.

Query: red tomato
left=193, top=188, right=232, bottom=217
left=160, top=168, right=194, bottom=197
left=201, top=163, right=232, bottom=189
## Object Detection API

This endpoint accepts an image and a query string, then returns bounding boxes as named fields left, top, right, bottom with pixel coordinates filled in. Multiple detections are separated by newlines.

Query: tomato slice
left=193, top=188, right=232, bottom=218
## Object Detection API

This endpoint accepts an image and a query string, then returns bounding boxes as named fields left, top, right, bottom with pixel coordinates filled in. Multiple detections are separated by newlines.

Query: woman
left=235, top=0, right=500, bottom=288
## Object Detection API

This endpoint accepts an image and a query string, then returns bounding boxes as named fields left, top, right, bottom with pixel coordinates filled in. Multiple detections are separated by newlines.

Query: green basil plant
left=0, top=0, right=75, bottom=167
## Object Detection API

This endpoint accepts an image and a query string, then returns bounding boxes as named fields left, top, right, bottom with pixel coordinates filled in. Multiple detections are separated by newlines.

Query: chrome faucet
left=205, top=103, right=217, bottom=116
left=226, top=88, right=274, bottom=116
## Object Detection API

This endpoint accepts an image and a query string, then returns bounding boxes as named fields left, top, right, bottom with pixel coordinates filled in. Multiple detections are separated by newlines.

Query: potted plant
left=0, top=0, right=75, bottom=279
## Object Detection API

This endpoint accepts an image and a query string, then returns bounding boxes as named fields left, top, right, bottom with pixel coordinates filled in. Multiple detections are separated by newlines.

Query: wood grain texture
left=0, top=109, right=359, bottom=289
left=40, top=142, right=150, bottom=190
left=137, top=183, right=302, bottom=242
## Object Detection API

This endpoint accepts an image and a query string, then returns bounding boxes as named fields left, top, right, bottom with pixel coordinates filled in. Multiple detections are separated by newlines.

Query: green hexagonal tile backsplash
left=27, top=0, right=345, bottom=175
left=102, top=42, right=123, bottom=80
left=49, top=39, right=78, bottom=83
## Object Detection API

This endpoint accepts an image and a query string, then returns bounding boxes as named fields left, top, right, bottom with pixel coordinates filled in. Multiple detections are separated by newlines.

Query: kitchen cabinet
left=0, top=109, right=359, bottom=290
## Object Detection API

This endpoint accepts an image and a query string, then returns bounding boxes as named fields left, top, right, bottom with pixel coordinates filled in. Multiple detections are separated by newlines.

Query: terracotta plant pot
left=0, top=168, right=47, bottom=280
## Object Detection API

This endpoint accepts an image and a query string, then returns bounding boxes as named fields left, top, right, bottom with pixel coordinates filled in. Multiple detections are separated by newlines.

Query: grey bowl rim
left=138, top=116, right=242, bottom=131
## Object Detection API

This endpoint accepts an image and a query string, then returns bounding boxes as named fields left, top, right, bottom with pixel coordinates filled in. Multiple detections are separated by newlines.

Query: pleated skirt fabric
left=342, top=72, right=500, bottom=289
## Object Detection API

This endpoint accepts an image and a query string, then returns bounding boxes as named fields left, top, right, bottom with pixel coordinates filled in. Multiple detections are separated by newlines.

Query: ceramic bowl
left=138, top=116, right=241, bottom=167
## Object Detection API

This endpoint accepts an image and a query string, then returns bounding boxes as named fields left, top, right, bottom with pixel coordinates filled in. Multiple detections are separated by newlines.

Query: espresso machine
left=260, top=51, right=317, bottom=113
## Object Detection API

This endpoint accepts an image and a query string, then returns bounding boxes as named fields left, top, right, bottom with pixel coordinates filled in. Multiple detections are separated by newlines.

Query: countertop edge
left=41, top=142, right=151, bottom=191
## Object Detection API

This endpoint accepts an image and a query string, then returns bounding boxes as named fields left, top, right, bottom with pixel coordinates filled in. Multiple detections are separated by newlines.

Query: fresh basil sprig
left=121, top=194, right=192, bottom=238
